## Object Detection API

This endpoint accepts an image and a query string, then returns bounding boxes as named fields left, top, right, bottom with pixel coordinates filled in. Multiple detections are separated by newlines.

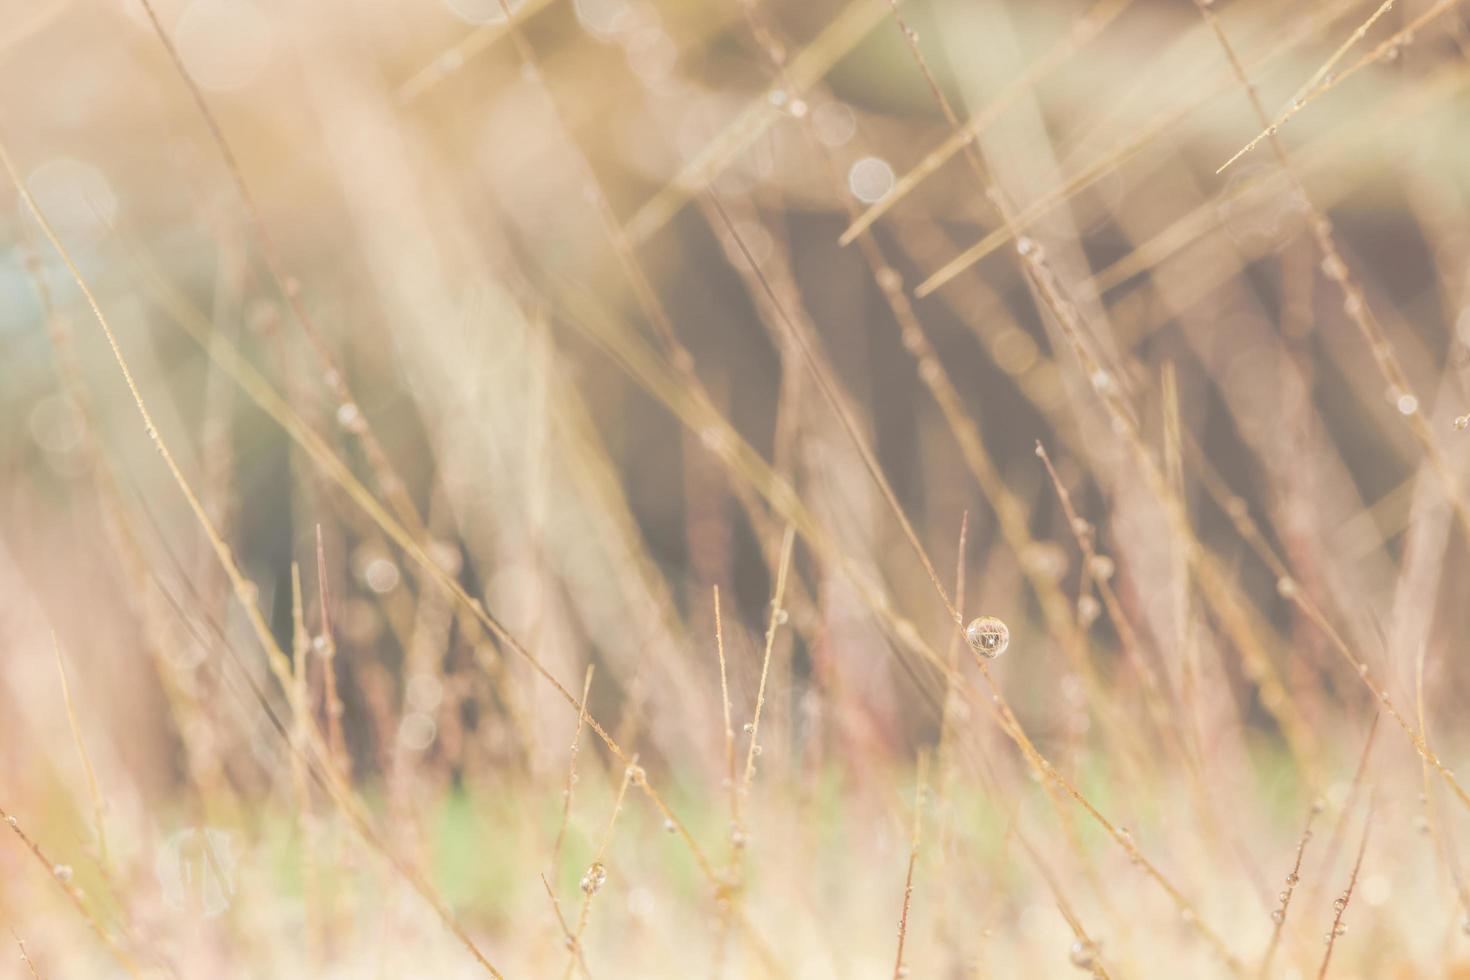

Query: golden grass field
left=3, top=0, right=1470, bottom=976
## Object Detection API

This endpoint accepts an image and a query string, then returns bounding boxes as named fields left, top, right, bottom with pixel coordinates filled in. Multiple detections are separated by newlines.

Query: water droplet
left=1396, top=393, right=1419, bottom=416
left=29, top=396, right=85, bottom=455
left=743, top=722, right=755, bottom=735
left=773, top=608, right=789, bottom=625
left=364, top=558, right=400, bottom=594
left=580, top=862, right=608, bottom=895
left=812, top=102, right=856, bottom=147
left=1026, top=542, right=1069, bottom=581
left=53, top=864, right=73, bottom=882
left=965, top=616, right=1010, bottom=659
left=1321, top=254, right=1348, bottom=281
left=1271, top=908, right=1285, bottom=924
left=848, top=157, right=895, bottom=203
left=1069, top=939, right=1097, bottom=969
left=1077, top=595, right=1101, bottom=626
left=157, top=827, right=236, bottom=917
left=699, top=427, right=727, bottom=453
left=1333, top=897, right=1347, bottom=912
left=664, top=818, right=677, bottom=834
left=175, top=0, right=275, bottom=93
left=1276, top=576, right=1299, bottom=599
left=397, top=712, right=437, bottom=751
left=405, top=674, right=443, bottom=713
left=336, top=402, right=365, bottom=432
left=1454, top=414, right=1469, bottom=430
left=1286, top=872, right=1300, bottom=886
left=1088, top=555, right=1115, bottom=581
left=875, top=266, right=903, bottom=292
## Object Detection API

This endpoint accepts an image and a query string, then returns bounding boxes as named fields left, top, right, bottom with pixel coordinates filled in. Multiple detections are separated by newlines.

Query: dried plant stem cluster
left=2, top=0, right=1468, bottom=976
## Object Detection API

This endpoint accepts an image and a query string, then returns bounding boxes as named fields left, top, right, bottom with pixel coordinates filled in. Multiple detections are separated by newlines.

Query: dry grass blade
left=1415, top=646, right=1470, bottom=927
left=563, top=759, right=638, bottom=979
left=1259, top=805, right=1321, bottom=976
left=740, top=524, right=795, bottom=800
left=287, top=563, right=323, bottom=961
left=714, top=586, right=738, bottom=832
left=540, top=873, right=592, bottom=980
left=51, top=634, right=108, bottom=871
left=314, top=524, right=349, bottom=778
left=552, top=664, right=597, bottom=876
left=0, top=806, right=143, bottom=979
left=11, top=929, right=43, bottom=980
left=712, top=584, right=741, bottom=977
left=1317, top=797, right=1374, bottom=979
left=1305, top=715, right=1379, bottom=923
left=1217, top=0, right=1466, bottom=173
left=891, top=751, right=929, bottom=980
left=1012, top=824, right=1113, bottom=979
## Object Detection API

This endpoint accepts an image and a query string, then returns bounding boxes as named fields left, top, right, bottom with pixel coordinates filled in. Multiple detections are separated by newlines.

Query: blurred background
left=2, top=0, right=1470, bottom=976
